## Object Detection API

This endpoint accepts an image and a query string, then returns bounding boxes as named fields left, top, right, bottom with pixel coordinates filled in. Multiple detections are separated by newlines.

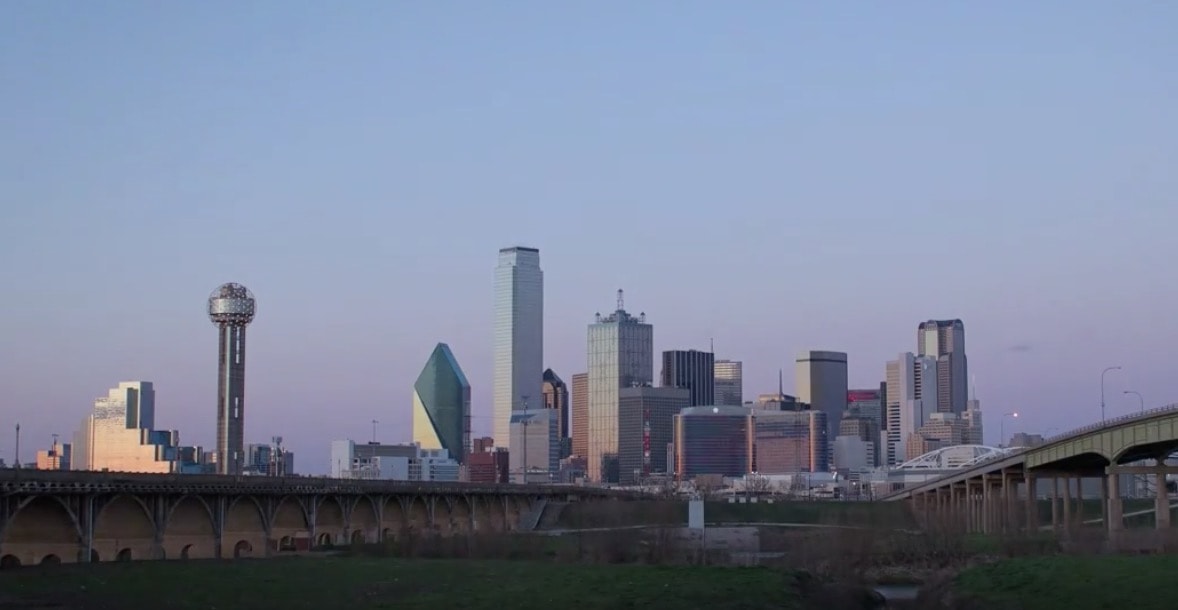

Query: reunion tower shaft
left=208, top=283, right=256, bottom=475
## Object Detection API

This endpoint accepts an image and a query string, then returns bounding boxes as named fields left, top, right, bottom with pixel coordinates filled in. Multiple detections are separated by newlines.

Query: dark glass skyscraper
left=413, top=343, right=472, bottom=464
left=660, top=350, right=715, bottom=407
left=208, top=283, right=256, bottom=475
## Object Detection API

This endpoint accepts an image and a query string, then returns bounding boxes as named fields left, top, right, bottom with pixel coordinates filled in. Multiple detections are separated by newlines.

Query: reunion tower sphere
left=208, top=282, right=256, bottom=325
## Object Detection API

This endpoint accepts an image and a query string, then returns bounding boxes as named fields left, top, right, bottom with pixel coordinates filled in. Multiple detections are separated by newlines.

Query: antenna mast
left=616, top=289, right=624, bottom=311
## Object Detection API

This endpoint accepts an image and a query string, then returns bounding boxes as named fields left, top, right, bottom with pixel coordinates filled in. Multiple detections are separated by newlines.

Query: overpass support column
left=1024, top=473, right=1037, bottom=533
left=1155, top=467, right=1171, bottom=532
left=982, top=476, right=994, bottom=534
left=965, top=482, right=976, bottom=533
left=1062, top=476, right=1073, bottom=536
left=1050, top=477, right=1060, bottom=531
left=1106, top=467, right=1124, bottom=544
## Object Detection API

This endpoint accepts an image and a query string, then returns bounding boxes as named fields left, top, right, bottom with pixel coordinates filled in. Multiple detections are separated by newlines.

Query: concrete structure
left=673, top=405, right=754, bottom=479
left=541, top=369, right=569, bottom=444
left=0, top=470, right=631, bottom=567
left=586, top=290, right=653, bottom=483
left=618, top=386, right=689, bottom=484
left=492, top=246, right=544, bottom=452
left=509, top=409, right=558, bottom=482
left=660, top=350, right=715, bottom=407
left=208, top=283, right=256, bottom=475
left=714, top=360, right=743, bottom=406
left=886, top=404, right=1178, bottom=544
left=794, top=351, right=848, bottom=449
left=570, top=372, right=588, bottom=458
left=917, top=319, right=968, bottom=415
left=412, top=343, right=472, bottom=464
left=72, top=382, right=183, bottom=474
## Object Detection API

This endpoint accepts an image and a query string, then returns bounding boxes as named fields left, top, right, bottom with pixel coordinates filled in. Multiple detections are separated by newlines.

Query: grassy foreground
left=0, top=557, right=800, bottom=610
left=955, top=554, right=1178, bottom=610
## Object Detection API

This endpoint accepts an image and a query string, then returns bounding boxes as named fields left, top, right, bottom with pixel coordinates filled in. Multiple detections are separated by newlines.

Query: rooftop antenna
left=778, top=369, right=784, bottom=396
left=970, top=374, right=978, bottom=401
left=616, top=288, right=624, bottom=311
left=710, top=338, right=714, bottom=353
left=51, top=433, right=59, bottom=447
left=371, top=419, right=379, bottom=443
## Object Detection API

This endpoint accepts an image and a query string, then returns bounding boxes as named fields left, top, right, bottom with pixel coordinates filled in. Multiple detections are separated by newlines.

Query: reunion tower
left=208, top=282, right=256, bottom=475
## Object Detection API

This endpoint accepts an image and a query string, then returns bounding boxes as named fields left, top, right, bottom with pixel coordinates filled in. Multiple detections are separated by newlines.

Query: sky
left=1, top=2, right=1176, bottom=474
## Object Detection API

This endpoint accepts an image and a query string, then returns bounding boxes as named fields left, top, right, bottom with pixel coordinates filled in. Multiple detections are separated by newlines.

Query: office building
left=660, top=350, right=715, bottom=407
left=542, top=368, right=570, bottom=442
left=795, top=351, right=848, bottom=449
left=35, top=441, right=71, bottom=470
left=839, top=413, right=881, bottom=467
left=963, top=399, right=984, bottom=445
left=412, top=343, right=472, bottom=464
left=467, top=448, right=510, bottom=483
left=472, top=436, right=494, bottom=454
left=906, top=413, right=970, bottom=460
left=207, top=282, right=256, bottom=475
left=714, top=360, right=743, bottom=406
left=847, top=388, right=884, bottom=431
left=917, top=319, right=968, bottom=414
left=754, top=409, right=828, bottom=474
left=618, top=386, right=689, bottom=484
left=492, top=246, right=544, bottom=452
left=586, top=290, right=653, bottom=483
left=832, top=436, right=874, bottom=471
left=509, top=409, right=559, bottom=483
left=884, top=353, right=938, bottom=466
left=673, top=405, right=755, bottom=479
left=245, top=442, right=294, bottom=476
left=72, top=382, right=180, bottom=473
left=329, top=440, right=459, bottom=481
left=570, top=372, right=588, bottom=458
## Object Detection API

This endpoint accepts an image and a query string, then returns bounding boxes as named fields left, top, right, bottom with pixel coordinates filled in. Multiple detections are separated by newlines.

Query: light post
left=1101, top=366, right=1122, bottom=422
left=1124, top=390, right=1145, bottom=414
left=1000, top=412, right=1019, bottom=448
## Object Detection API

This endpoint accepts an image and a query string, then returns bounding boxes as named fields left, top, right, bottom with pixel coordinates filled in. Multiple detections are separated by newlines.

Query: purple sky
left=1, top=2, right=1175, bottom=473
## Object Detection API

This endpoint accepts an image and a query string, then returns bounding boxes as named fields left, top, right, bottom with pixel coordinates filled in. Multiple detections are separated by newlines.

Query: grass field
left=0, top=557, right=802, bottom=610
left=555, top=499, right=917, bottom=529
left=954, top=554, right=1178, bottom=610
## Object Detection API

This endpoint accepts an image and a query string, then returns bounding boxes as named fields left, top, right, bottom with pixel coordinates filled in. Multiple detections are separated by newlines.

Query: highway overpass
left=884, top=403, right=1178, bottom=541
left=0, top=470, right=629, bottom=568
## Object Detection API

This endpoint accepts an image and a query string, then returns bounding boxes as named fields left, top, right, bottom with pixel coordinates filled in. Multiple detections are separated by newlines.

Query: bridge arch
left=381, top=497, right=406, bottom=541
left=442, top=496, right=472, bottom=535
left=474, top=496, right=507, bottom=532
left=0, top=496, right=81, bottom=566
left=224, top=496, right=267, bottom=558
left=404, top=496, right=431, bottom=534
left=268, top=496, right=310, bottom=554
left=349, top=496, right=379, bottom=544
left=162, top=495, right=216, bottom=560
left=314, top=496, right=346, bottom=548
left=898, top=445, right=1014, bottom=470
left=93, top=495, right=157, bottom=561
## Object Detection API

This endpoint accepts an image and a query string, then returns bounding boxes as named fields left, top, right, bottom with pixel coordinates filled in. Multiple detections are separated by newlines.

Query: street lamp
left=1101, top=366, right=1122, bottom=423
left=1124, top=390, right=1145, bottom=414
left=1000, top=412, right=1019, bottom=448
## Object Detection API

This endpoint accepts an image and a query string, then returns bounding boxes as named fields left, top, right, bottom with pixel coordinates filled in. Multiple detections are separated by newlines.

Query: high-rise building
left=412, top=343, right=472, bottom=465
left=72, top=382, right=179, bottom=473
left=884, top=353, right=938, bottom=466
left=35, top=441, right=71, bottom=470
left=839, top=414, right=881, bottom=468
left=753, top=409, right=828, bottom=474
left=207, top=282, right=256, bottom=475
left=917, top=319, right=968, bottom=414
left=673, top=406, right=755, bottom=479
left=587, top=290, right=653, bottom=483
left=492, top=246, right=544, bottom=452
left=660, top=350, right=715, bottom=407
left=570, top=372, right=589, bottom=458
left=795, top=351, right=848, bottom=450
left=714, top=360, right=743, bottom=406
left=542, top=369, right=569, bottom=441
left=618, top=386, right=690, bottom=484
left=509, top=409, right=559, bottom=482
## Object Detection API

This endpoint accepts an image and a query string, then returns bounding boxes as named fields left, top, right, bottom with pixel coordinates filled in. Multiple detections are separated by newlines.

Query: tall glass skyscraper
left=493, top=247, right=543, bottom=450
left=412, top=343, right=472, bottom=464
left=587, top=290, right=653, bottom=483
left=714, top=360, right=744, bottom=406
left=917, top=319, right=968, bottom=415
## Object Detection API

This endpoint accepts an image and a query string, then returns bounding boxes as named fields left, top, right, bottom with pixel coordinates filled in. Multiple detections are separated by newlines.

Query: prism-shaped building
left=412, top=343, right=472, bottom=465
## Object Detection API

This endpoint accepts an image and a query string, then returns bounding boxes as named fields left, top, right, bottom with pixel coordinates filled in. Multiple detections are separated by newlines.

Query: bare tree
left=693, top=474, right=724, bottom=500
left=743, top=473, right=774, bottom=495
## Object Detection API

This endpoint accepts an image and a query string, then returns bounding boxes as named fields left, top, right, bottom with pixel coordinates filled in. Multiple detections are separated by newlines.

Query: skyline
left=2, top=3, right=1176, bottom=473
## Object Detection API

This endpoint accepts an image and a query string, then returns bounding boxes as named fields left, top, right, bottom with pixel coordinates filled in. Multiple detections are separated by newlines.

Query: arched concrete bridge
left=0, top=470, right=630, bottom=568
left=883, top=403, right=1178, bottom=541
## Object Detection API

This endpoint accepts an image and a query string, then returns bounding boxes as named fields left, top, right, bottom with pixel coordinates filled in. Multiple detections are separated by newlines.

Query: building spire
left=778, top=368, right=784, bottom=396
left=616, top=288, right=624, bottom=312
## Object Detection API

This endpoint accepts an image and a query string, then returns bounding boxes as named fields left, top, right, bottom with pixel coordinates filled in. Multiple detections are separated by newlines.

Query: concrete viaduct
left=0, top=470, right=629, bottom=568
left=884, top=403, right=1178, bottom=544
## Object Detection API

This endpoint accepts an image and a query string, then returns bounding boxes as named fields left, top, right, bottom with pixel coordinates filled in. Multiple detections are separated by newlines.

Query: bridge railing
left=1040, top=402, right=1178, bottom=447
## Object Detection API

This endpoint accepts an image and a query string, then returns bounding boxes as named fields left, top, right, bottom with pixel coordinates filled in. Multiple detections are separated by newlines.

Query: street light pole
left=1000, top=412, right=1019, bottom=448
left=1124, top=390, right=1145, bottom=414
left=1101, top=366, right=1122, bottom=423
